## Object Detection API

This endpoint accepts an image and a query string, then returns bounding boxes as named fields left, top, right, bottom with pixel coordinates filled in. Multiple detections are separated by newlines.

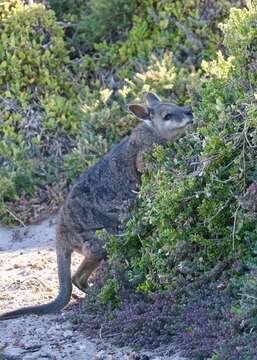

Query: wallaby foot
left=72, top=234, right=107, bottom=293
left=72, top=274, right=88, bottom=293
left=72, top=258, right=99, bottom=292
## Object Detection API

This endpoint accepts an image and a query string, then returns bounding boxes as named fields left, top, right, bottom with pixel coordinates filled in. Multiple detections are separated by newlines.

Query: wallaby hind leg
left=72, top=258, right=100, bottom=292
left=72, top=232, right=107, bottom=292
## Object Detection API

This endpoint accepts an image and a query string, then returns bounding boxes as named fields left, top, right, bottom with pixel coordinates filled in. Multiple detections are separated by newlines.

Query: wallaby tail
left=0, top=248, right=72, bottom=320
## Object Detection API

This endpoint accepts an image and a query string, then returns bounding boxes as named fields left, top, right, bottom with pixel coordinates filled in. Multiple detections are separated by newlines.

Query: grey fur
left=0, top=93, right=193, bottom=319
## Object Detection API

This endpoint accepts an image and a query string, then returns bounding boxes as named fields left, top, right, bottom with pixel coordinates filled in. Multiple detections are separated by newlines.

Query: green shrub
left=47, top=0, right=81, bottom=20
left=48, top=0, right=138, bottom=54
left=77, top=0, right=244, bottom=81
left=73, top=0, right=138, bottom=52
left=0, top=1, right=87, bottom=224
left=239, top=264, right=257, bottom=330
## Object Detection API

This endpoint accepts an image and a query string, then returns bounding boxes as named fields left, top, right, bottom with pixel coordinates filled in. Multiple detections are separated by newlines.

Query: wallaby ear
left=128, top=104, right=150, bottom=120
left=146, top=92, right=161, bottom=106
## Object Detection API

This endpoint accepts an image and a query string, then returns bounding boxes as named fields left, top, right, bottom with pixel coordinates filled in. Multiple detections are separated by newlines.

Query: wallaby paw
left=72, top=276, right=89, bottom=293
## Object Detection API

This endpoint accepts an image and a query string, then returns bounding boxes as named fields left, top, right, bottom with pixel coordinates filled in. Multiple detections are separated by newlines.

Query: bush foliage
left=0, top=1, right=88, bottom=223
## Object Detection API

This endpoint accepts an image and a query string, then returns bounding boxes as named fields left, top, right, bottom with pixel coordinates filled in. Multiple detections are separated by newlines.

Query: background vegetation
left=0, top=0, right=256, bottom=359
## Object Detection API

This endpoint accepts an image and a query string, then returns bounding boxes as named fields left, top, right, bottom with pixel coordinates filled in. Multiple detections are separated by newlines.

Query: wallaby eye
left=185, top=109, right=192, bottom=115
left=163, top=113, right=173, bottom=121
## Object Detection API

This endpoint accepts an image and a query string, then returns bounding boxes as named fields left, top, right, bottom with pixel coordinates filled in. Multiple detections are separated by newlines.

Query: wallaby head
left=128, top=92, right=193, bottom=141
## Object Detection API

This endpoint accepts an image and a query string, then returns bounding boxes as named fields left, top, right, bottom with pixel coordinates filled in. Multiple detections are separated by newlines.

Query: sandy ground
left=0, top=216, right=186, bottom=360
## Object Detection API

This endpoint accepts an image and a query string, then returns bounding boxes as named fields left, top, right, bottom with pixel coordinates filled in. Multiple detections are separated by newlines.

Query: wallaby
left=0, top=93, right=193, bottom=319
